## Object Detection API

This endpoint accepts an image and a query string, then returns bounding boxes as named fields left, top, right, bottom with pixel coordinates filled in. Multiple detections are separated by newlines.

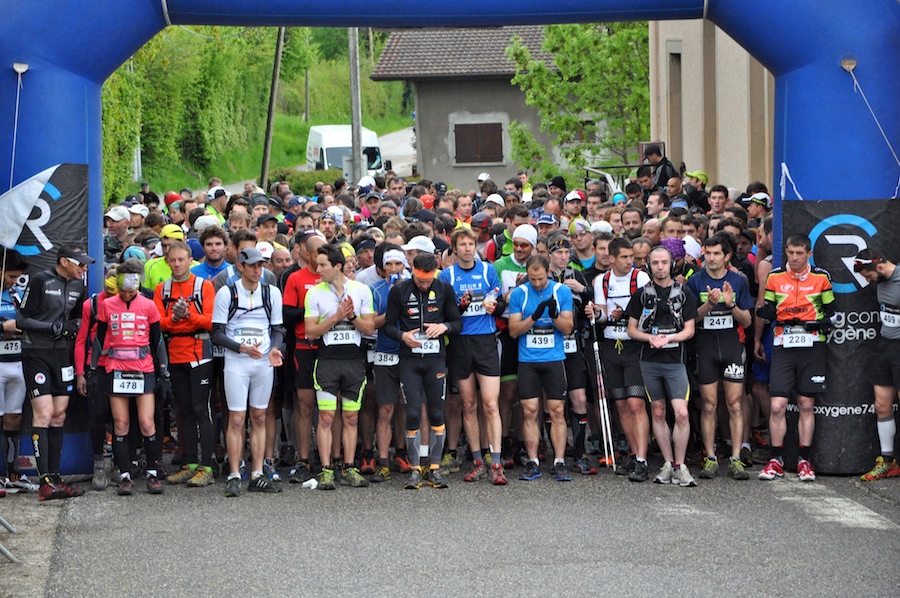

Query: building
left=372, top=27, right=555, bottom=190
left=649, top=20, right=775, bottom=193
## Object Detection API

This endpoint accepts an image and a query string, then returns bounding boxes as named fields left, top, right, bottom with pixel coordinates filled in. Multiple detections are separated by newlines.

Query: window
left=454, top=123, right=503, bottom=163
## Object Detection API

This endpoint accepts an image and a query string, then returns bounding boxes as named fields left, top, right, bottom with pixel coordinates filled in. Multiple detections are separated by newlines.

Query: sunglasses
left=513, top=242, right=532, bottom=249
left=853, top=258, right=882, bottom=272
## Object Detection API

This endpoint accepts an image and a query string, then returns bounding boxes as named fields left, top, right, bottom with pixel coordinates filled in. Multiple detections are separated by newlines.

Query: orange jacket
left=154, top=275, right=215, bottom=364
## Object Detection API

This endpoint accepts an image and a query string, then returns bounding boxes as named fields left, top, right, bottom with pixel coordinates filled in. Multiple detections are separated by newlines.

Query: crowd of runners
left=1, top=152, right=898, bottom=499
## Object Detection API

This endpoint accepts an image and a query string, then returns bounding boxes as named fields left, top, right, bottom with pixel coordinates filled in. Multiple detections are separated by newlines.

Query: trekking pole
left=589, top=305, right=617, bottom=469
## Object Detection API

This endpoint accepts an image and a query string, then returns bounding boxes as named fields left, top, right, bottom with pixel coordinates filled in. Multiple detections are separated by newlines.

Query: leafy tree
left=101, top=67, right=141, bottom=203
left=281, top=27, right=319, bottom=83
left=507, top=23, right=650, bottom=179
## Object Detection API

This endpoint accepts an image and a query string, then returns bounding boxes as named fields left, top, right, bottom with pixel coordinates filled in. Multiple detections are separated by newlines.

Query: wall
left=649, top=19, right=775, bottom=193
left=413, top=78, right=553, bottom=190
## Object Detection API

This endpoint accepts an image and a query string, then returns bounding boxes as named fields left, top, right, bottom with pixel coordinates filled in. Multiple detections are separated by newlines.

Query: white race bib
left=0, top=340, right=20, bottom=355
left=324, top=328, right=361, bottom=346
left=61, top=366, right=74, bottom=382
left=373, top=352, right=399, bottom=366
left=881, top=307, right=900, bottom=328
left=213, top=344, right=226, bottom=357
left=526, top=333, right=555, bottom=349
left=703, top=314, right=734, bottom=330
left=112, top=370, right=144, bottom=394
left=411, top=332, right=440, bottom=355
left=563, top=335, right=577, bottom=354
left=233, top=327, right=265, bottom=346
left=783, top=331, right=815, bottom=348
left=463, top=301, right=486, bottom=317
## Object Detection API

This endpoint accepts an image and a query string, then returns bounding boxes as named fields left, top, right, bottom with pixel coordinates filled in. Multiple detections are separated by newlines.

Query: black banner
left=782, top=199, right=900, bottom=474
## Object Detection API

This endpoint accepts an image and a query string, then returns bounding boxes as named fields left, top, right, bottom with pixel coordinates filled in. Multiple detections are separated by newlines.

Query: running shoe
left=166, top=465, right=196, bottom=485
left=616, top=455, right=636, bottom=476
left=371, top=465, right=391, bottom=483
left=360, top=453, right=376, bottom=475
left=673, top=464, right=697, bottom=487
left=224, top=476, right=242, bottom=497
left=317, top=467, right=336, bottom=490
left=288, top=459, right=313, bottom=484
left=92, top=458, right=109, bottom=491
left=552, top=462, right=572, bottom=482
left=740, top=447, right=754, bottom=468
left=728, top=458, right=750, bottom=481
left=519, top=461, right=542, bottom=481
left=393, top=454, right=412, bottom=474
left=248, top=475, right=282, bottom=493
left=0, top=485, right=5, bottom=498
left=464, top=461, right=487, bottom=482
left=483, top=453, right=492, bottom=467
left=118, top=477, right=135, bottom=496
left=861, top=457, right=900, bottom=482
left=146, top=474, right=164, bottom=495
left=628, top=460, right=649, bottom=483
left=263, top=459, right=284, bottom=490
left=440, top=453, right=461, bottom=474
left=797, top=459, right=816, bottom=482
left=427, top=468, right=449, bottom=489
left=751, top=427, right=770, bottom=448
left=758, top=458, right=784, bottom=481
left=489, top=463, right=508, bottom=486
left=597, top=455, right=614, bottom=468
left=404, top=468, right=424, bottom=490
left=7, top=472, right=39, bottom=493
left=699, top=457, right=719, bottom=479
left=341, top=466, right=370, bottom=488
left=278, top=444, right=296, bottom=467
left=187, top=467, right=214, bottom=487
left=515, top=448, right=530, bottom=468
left=654, top=462, right=674, bottom=484
left=575, top=456, right=598, bottom=476
left=55, top=480, right=85, bottom=499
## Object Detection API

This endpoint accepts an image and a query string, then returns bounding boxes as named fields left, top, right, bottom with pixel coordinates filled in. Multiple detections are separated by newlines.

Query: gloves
left=547, top=299, right=559, bottom=319
left=61, top=319, right=81, bottom=340
left=530, top=300, right=550, bottom=321
left=155, top=375, right=175, bottom=406
left=805, top=319, right=833, bottom=333
left=50, top=319, right=64, bottom=339
left=756, top=303, right=777, bottom=322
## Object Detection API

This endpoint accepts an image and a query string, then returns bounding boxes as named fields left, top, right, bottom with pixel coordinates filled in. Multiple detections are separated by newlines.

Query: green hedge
left=267, top=168, right=344, bottom=197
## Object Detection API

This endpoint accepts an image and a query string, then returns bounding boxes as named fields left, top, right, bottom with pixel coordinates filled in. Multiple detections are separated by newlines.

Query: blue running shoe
left=519, top=461, right=542, bottom=481
left=552, top=462, right=572, bottom=482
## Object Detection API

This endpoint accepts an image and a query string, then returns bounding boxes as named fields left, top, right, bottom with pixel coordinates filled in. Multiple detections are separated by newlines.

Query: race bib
left=526, top=328, right=555, bottom=349
left=563, top=334, right=578, bottom=354
left=411, top=332, right=440, bottom=355
left=703, top=314, right=733, bottom=330
left=112, top=370, right=144, bottom=394
left=213, top=344, right=226, bottom=357
left=60, top=366, right=74, bottom=382
left=783, top=331, right=815, bottom=348
left=661, top=341, right=680, bottom=349
left=373, top=352, right=399, bottom=366
left=463, top=300, right=486, bottom=317
left=365, top=339, right=376, bottom=363
left=233, top=327, right=265, bottom=346
left=324, top=327, right=361, bottom=346
left=0, top=340, right=20, bottom=355
left=881, top=305, right=900, bottom=328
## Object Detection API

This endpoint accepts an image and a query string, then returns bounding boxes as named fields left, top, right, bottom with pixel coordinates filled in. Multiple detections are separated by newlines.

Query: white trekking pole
left=589, top=303, right=616, bottom=469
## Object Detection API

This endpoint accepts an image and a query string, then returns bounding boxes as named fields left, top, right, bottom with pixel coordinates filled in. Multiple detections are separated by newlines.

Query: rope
left=848, top=70, right=900, bottom=198
left=8, top=72, right=23, bottom=193
left=780, top=162, right=804, bottom=201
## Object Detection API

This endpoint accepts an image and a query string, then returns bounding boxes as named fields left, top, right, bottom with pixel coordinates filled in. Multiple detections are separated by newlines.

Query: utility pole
left=261, top=26, right=285, bottom=189
left=304, top=68, right=310, bottom=122
left=348, top=27, right=363, bottom=184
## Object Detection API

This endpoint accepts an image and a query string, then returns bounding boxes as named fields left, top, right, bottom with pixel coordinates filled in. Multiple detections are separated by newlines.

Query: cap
left=208, top=186, right=227, bottom=200
left=193, top=214, right=220, bottom=231
left=124, top=195, right=140, bottom=204
left=477, top=172, right=491, bottom=182
left=435, top=182, right=448, bottom=196
left=484, top=193, right=505, bottom=208
left=740, top=228, right=755, bottom=242
left=268, top=197, right=283, bottom=211
left=547, top=237, right=571, bottom=254
left=683, top=235, right=702, bottom=260
left=257, top=214, right=278, bottom=227
left=749, top=192, right=773, bottom=209
left=611, top=192, right=627, bottom=204
left=160, top=224, right=185, bottom=240
left=128, top=204, right=149, bottom=218
left=419, top=194, right=435, bottom=210
left=512, top=224, right=537, bottom=248
left=410, top=209, right=435, bottom=224
left=364, top=192, right=382, bottom=203
left=660, top=237, right=686, bottom=260
left=548, top=176, right=567, bottom=192
left=105, top=205, right=130, bottom=222
left=164, top=192, right=181, bottom=207
left=250, top=195, right=269, bottom=208
left=179, top=187, right=193, bottom=195
left=472, top=212, right=493, bottom=230
left=357, top=175, right=376, bottom=188
left=326, top=206, right=345, bottom=227
left=590, top=221, right=614, bottom=234
left=568, top=218, right=591, bottom=236
left=57, top=246, right=95, bottom=265
left=238, top=247, right=266, bottom=265
left=684, top=170, right=709, bottom=185
left=536, top=213, right=559, bottom=226
left=288, top=196, right=308, bottom=208
left=186, top=238, right=204, bottom=261
left=401, top=236, right=436, bottom=254
left=355, top=238, right=376, bottom=253
left=564, top=190, right=584, bottom=202
left=256, top=241, right=274, bottom=260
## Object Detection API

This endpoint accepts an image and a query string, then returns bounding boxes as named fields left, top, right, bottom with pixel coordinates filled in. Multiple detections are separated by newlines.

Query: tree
left=506, top=23, right=650, bottom=178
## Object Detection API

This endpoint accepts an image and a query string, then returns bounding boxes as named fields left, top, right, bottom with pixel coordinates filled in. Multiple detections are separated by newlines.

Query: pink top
left=97, top=293, right=160, bottom=373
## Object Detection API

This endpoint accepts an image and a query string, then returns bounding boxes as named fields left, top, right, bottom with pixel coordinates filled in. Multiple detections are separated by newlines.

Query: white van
left=305, top=125, right=386, bottom=176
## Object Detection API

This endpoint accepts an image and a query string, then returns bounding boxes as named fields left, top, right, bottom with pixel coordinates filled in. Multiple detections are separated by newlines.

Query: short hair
left=200, top=225, right=229, bottom=246
left=622, top=207, right=644, bottom=222
left=709, top=184, right=729, bottom=197
left=631, top=236, right=653, bottom=249
left=412, top=252, right=438, bottom=272
left=648, top=191, right=670, bottom=208
left=374, top=242, right=402, bottom=270
left=746, top=181, right=769, bottom=195
left=118, top=257, right=145, bottom=275
left=164, top=241, right=192, bottom=259
left=636, top=165, right=652, bottom=179
left=230, top=229, right=258, bottom=249
left=724, top=205, right=749, bottom=226
left=433, top=216, right=456, bottom=236
left=525, top=254, right=550, bottom=272
left=505, top=177, right=523, bottom=190
left=188, top=207, right=207, bottom=227
left=450, top=227, right=477, bottom=248
left=715, top=217, right=744, bottom=234
left=785, top=234, right=811, bottom=251
left=608, top=237, right=633, bottom=257
left=592, top=232, right=614, bottom=248
left=317, top=244, right=345, bottom=267
left=229, top=212, right=253, bottom=229
left=144, top=213, right=166, bottom=229
left=661, top=216, right=682, bottom=231
left=625, top=182, right=642, bottom=195
left=505, top=204, right=530, bottom=221
left=404, top=222, right=430, bottom=243
left=0, top=247, right=28, bottom=272
left=704, top=234, right=733, bottom=256
left=762, top=215, right=773, bottom=235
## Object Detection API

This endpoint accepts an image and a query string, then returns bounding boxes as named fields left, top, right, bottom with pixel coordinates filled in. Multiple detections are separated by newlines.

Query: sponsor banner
left=782, top=199, right=900, bottom=474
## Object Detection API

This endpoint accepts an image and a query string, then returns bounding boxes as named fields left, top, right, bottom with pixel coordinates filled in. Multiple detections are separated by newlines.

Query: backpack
left=638, top=282, right=686, bottom=333
left=161, top=276, right=205, bottom=316
left=226, top=279, right=273, bottom=321
left=601, top=269, right=642, bottom=305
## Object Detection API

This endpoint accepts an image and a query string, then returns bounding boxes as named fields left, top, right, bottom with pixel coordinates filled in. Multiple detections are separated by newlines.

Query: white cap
left=512, top=224, right=537, bottom=248
left=193, top=214, right=220, bottom=231
left=477, top=172, right=491, bottom=182
left=683, top=235, right=702, bottom=260
left=357, top=175, right=376, bottom=188
left=590, top=220, right=614, bottom=234
left=326, top=205, right=344, bottom=227
left=128, top=204, right=149, bottom=218
left=484, top=193, right=505, bottom=207
left=401, top=236, right=436, bottom=254
left=256, top=241, right=274, bottom=260
left=105, top=205, right=130, bottom=222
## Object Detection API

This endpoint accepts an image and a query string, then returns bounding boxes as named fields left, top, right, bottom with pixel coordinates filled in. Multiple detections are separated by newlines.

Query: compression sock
left=144, top=432, right=163, bottom=478
left=543, top=414, right=552, bottom=444
left=798, top=445, right=811, bottom=462
left=4, top=430, right=19, bottom=474
left=770, top=445, right=783, bottom=463
left=113, top=434, right=130, bottom=475
left=48, top=426, right=64, bottom=475
left=877, top=417, right=896, bottom=458
left=572, top=411, right=588, bottom=456
left=405, top=430, right=421, bottom=470
left=429, top=425, right=446, bottom=468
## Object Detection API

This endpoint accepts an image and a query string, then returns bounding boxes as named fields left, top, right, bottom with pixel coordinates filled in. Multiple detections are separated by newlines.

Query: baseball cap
left=512, top=224, right=537, bottom=247
left=357, top=175, right=376, bottom=188
left=164, top=192, right=181, bottom=207
left=128, top=204, right=149, bottom=218
left=472, top=212, right=493, bottom=230
left=684, top=170, right=709, bottom=185
left=105, top=205, right=130, bottom=222
left=536, top=213, right=559, bottom=226
left=477, top=172, right=491, bottom=182
left=160, top=224, right=185, bottom=240
left=186, top=238, right=204, bottom=261
left=57, top=246, right=95, bottom=265
left=238, top=247, right=266, bottom=265
left=434, top=182, right=448, bottom=196
left=326, top=206, right=345, bottom=227
left=564, top=190, right=584, bottom=203
left=208, top=186, right=227, bottom=200
left=256, top=241, right=274, bottom=260
left=193, top=214, right=220, bottom=231
left=410, top=209, right=435, bottom=224
left=288, top=196, right=308, bottom=208
left=749, top=192, right=772, bottom=209
left=419, top=194, right=435, bottom=210
left=568, top=218, right=591, bottom=236
left=590, top=221, right=614, bottom=234
left=401, top=236, right=436, bottom=254
left=484, top=193, right=505, bottom=208
left=257, top=214, right=278, bottom=227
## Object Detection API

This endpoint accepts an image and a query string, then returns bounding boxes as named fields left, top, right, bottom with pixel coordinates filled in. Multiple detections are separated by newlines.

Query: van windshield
left=324, top=146, right=382, bottom=170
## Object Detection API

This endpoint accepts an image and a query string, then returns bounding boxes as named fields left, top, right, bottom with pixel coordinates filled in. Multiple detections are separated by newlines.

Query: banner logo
left=808, top=214, right=877, bottom=294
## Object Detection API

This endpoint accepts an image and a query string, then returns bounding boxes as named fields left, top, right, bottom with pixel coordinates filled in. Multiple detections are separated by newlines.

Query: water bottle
left=483, top=287, right=499, bottom=308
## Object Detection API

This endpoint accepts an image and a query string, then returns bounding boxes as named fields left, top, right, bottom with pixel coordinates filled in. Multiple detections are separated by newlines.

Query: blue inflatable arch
left=1, top=0, right=898, bottom=288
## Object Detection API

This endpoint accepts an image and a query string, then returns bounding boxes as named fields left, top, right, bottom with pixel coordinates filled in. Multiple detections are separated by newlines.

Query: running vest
left=638, top=283, right=687, bottom=333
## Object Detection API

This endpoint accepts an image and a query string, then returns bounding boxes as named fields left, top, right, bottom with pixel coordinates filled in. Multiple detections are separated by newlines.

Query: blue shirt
left=192, top=261, right=229, bottom=281
left=438, top=261, right=500, bottom=336
left=508, top=280, right=573, bottom=363
left=686, top=269, right=755, bottom=334
left=372, top=275, right=407, bottom=354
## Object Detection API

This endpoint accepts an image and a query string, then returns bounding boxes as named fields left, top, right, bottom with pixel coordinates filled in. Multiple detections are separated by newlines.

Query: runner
left=756, top=234, right=834, bottom=482
left=625, top=245, right=699, bottom=487
left=384, top=252, right=462, bottom=489
left=854, top=249, right=900, bottom=481
left=508, top=254, right=575, bottom=482
left=686, top=235, right=754, bottom=480
left=93, top=259, right=165, bottom=495
left=19, top=245, right=91, bottom=500
left=213, top=247, right=285, bottom=496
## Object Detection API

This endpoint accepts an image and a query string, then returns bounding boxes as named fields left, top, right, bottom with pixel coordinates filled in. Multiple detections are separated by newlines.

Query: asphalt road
left=2, top=459, right=898, bottom=598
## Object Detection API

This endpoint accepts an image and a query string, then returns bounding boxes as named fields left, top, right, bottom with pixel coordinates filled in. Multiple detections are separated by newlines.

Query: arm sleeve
left=16, top=276, right=53, bottom=332
left=441, top=282, right=463, bottom=335
left=383, top=285, right=403, bottom=342
left=92, top=322, right=108, bottom=370
left=74, top=299, right=92, bottom=375
left=211, top=323, right=242, bottom=353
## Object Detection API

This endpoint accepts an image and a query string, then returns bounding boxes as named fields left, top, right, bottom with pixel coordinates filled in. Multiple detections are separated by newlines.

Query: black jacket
left=18, top=268, right=86, bottom=350
left=384, top=277, right=463, bottom=358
